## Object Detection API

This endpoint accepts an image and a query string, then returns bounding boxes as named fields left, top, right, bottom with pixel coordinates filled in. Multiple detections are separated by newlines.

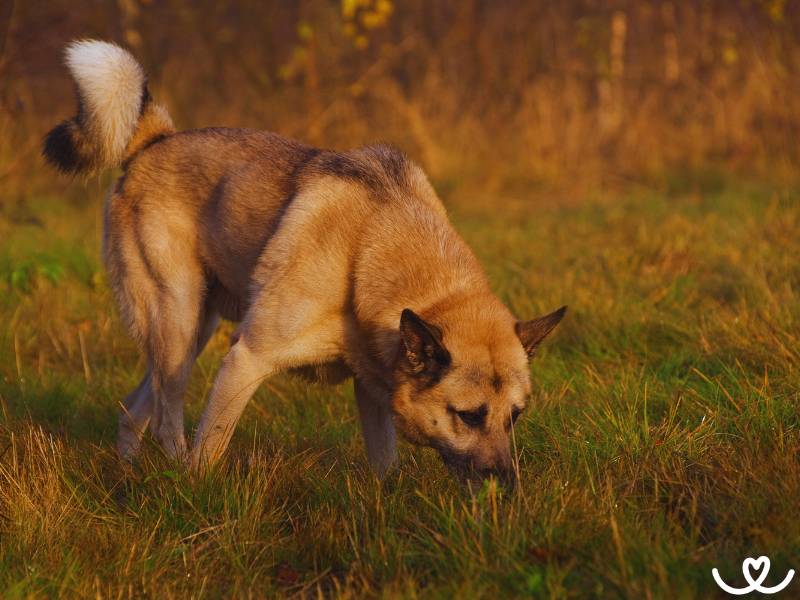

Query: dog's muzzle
left=437, top=447, right=516, bottom=489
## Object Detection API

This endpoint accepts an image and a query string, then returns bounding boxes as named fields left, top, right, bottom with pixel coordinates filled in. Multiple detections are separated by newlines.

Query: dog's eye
left=457, top=410, right=485, bottom=428
left=507, top=406, right=524, bottom=431
left=452, top=405, right=487, bottom=428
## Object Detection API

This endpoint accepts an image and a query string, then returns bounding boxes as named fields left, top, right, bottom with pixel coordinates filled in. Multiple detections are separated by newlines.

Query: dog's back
left=111, top=127, right=450, bottom=306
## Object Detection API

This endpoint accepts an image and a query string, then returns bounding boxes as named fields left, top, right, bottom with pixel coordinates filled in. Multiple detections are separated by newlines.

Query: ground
left=1, top=178, right=798, bottom=597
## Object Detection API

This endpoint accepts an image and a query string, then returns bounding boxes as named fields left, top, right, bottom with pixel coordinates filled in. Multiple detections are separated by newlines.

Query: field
left=1, top=176, right=798, bottom=598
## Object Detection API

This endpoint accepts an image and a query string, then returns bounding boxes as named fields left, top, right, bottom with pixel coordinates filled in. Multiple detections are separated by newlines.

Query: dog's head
left=391, top=302, right=566, bottom=484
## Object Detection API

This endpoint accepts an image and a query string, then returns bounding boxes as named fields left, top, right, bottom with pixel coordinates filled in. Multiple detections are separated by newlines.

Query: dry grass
left=1, top=178, right=798, bottom=597
left=4, top=1, right=800, bottom=198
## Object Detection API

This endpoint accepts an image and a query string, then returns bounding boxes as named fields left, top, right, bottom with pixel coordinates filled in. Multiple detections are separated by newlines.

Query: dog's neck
left=356, top=228, right=510, bottom=375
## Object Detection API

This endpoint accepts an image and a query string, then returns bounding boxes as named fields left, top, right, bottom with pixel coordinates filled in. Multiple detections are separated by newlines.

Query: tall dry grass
left=2, top=0, right=800, bottom=199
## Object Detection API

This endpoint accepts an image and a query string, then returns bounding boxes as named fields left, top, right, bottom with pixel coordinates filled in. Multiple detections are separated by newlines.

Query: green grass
left=1, top=181, right=799, bottom=598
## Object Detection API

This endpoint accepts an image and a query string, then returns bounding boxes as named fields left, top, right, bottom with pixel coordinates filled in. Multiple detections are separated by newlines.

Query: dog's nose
left=480, top=447, right=513, bottom=476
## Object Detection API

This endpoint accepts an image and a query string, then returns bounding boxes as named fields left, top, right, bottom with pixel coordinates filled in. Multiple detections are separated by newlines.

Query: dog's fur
left=44, top=40, right=565, bottom=479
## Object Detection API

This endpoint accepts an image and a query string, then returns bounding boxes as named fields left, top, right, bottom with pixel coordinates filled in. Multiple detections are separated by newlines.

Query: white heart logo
left=743, top=556, right=771, bottom=588
left=712, top=555, right=795, bottom=595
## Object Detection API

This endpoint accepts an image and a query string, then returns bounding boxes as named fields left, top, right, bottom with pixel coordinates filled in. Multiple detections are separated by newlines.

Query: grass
left=1, top=178, right=799, bottom=598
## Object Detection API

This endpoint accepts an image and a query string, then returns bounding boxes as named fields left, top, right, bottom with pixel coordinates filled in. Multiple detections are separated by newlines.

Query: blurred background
left=1, top=0, right=799, bottom=200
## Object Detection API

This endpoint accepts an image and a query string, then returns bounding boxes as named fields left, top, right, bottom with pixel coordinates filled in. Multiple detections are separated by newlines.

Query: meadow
left=1, top=175, right=798, bottom=597
left=2, top=1, right=800, bottom=596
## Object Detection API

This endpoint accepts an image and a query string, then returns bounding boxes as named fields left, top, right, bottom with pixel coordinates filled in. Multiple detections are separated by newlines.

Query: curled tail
left=43, top=40, right=174, bottom=174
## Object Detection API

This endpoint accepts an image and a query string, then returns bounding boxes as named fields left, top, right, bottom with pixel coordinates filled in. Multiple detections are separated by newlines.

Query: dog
left=43, top=40, right=565, bottom=482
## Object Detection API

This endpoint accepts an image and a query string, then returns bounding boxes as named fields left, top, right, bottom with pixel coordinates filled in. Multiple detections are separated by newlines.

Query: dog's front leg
left=190, top=336, right=270, bottom=471
left=190, top=311, right=344, bottom=472
left=355, top=377, right=398, bottom=478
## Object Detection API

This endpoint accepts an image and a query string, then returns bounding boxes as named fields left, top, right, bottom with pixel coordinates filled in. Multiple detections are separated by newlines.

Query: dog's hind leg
left=117, top=368, right=154, bottom=460
left=105, top=187, right=217, bottom=461
left=117, top=306, right=220, bottom=461
left=147, top=289, right=220, bottom=460
left=355, top=378, right=398, bottom=478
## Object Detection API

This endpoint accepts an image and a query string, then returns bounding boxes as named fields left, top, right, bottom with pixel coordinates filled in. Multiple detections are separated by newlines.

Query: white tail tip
left=64, top=39, right=146, bottom=166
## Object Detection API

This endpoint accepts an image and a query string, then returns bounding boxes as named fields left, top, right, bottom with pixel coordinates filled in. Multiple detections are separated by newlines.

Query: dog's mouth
left=435, top=446, right=470, bottom=472
left=434, top=446, right=516, bottom=489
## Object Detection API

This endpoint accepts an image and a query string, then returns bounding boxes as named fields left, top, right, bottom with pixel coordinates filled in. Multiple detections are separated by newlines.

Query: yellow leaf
left=341, top=0, right=358, bottom=19
left=361, top=11, right=386, bottom=30
left=297, top=21, right=313, bottom=41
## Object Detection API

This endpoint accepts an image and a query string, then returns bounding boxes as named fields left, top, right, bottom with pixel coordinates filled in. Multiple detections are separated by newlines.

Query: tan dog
left=43, top=40, right=565, bottom=481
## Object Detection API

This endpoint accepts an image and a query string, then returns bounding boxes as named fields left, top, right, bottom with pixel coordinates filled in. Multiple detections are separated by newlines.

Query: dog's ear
left=399, top=309, right=451, bottom=377
left=516, top=306, right=567, bottom=358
